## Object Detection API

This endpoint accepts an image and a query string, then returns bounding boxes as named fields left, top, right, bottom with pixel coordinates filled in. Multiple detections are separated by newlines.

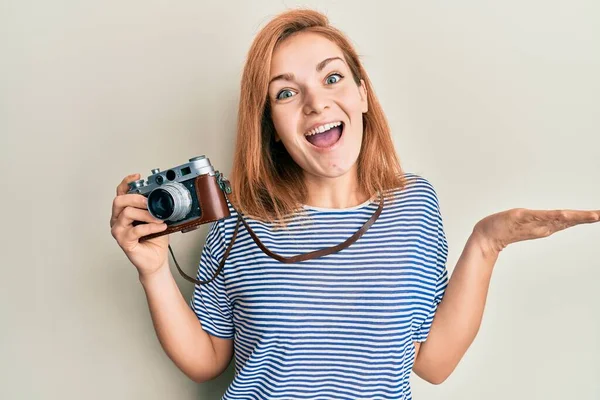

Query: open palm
left=473, top=208, right=600, bottom=255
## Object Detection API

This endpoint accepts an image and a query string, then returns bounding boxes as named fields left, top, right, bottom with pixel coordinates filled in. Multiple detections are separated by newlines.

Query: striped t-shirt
left=190, top=173, right=449, bottom=400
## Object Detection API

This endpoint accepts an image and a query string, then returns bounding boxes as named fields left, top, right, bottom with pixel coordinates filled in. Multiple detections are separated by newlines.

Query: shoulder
left=203, top=198, right=239, bottom=250
left=384, top=172, right=441, bottom=207
left=206, top=196, right=274, bottom=242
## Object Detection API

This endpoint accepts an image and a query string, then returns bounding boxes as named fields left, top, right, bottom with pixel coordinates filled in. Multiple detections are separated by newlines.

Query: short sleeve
left=189, top=220, right=235, bottom=339
left=413, top=182, right=449, bottom=342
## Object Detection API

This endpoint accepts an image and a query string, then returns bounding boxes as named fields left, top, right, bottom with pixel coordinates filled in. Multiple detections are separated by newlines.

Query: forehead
left=270, top=32, right=344, bottom=73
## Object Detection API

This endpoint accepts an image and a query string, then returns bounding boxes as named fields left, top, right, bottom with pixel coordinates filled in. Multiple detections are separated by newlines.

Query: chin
left=311, top=159, right=360, bottom=179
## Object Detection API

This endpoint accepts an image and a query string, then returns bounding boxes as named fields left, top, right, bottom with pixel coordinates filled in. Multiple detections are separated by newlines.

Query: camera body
left=127, top=155, right=231, bottom=242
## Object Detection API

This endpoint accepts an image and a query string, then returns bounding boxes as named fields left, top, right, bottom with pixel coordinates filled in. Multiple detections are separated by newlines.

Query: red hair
left=230, top=8, right=412, bottom=223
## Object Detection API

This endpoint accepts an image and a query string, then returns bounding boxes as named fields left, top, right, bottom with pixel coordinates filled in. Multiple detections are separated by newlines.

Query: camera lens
left=147, top=181, right=192, bottom=221
left=148, top=189, right=175, bottom=219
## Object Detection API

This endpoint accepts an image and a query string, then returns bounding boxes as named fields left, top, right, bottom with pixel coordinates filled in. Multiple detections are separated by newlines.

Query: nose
left=302, top=86, right=329, bottom=115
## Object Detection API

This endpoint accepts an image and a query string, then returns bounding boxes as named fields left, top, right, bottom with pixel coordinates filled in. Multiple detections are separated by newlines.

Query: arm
left=139, top=263, right=234, bottom=383
left=413, top=229, right=498, bottom=384
left=413, top=206, right=599, bottom=384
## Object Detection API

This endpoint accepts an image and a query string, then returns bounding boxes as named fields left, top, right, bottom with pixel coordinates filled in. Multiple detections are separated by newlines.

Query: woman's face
left=267, top=31, right=368, bottom=180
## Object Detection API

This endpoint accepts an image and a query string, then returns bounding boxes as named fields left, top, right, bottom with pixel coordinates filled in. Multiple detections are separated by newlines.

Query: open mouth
left=304, top=122, right=344, bottom=149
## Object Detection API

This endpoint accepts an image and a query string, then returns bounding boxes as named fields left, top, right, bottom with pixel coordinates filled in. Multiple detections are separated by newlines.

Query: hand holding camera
left=110, top=156, right=231, bottom=281
left=110, top=173, right=170, bottom=278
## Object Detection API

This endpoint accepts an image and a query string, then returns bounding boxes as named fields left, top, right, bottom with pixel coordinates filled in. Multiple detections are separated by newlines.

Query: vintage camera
left=127, top=155, right=231, bottom=242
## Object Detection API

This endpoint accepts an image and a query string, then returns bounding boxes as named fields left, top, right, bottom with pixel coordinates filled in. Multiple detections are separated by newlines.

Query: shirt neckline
left=301, top=195, right=377, bottom=212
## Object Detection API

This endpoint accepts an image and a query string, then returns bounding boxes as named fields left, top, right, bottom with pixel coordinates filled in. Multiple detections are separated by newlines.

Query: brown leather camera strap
left=171, top=187, right=384, bottom=286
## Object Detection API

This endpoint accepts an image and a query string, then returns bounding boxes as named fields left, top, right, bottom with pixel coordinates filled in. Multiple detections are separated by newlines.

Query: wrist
left=469, top=227, right=501, bottom=260
left=138, top=261, right=172, bottom=287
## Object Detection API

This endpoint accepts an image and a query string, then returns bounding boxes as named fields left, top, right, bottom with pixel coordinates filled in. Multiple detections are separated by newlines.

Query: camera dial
left=129, top=179, right=145, bottom=189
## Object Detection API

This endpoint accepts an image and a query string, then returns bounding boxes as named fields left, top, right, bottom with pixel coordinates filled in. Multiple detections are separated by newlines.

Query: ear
left=359, top=79, right=368, bottom=113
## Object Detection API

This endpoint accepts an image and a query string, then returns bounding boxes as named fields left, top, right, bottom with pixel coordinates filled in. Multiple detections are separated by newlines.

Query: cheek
left=271, top=108, right=292, bottom=136
left=272, top=110, right=304, bottom=146
left=270, top=113, right=288, bottom=143
left=270, top=108, right=282, bottom=130
left=338, top=88, right=364, bottom=115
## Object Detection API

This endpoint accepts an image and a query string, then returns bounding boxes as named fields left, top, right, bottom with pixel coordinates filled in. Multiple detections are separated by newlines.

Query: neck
left=302, top=168, right=371, bottom=209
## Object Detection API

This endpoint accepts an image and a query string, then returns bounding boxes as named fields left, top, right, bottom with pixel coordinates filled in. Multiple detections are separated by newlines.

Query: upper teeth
left=304, top=121, right=342, bottom=136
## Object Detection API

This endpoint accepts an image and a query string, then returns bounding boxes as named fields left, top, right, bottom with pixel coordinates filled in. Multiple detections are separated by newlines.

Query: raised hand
left=473, top=208, right=600, bottom=255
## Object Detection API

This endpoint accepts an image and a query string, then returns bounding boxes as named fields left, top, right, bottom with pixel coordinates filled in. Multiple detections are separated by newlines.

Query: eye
left=325, top=73, right=343, bottom=85
left=276, top=89, right=295, bottom=100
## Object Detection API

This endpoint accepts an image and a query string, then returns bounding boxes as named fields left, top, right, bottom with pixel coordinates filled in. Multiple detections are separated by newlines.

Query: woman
left=109, top=8, right=599, bottom=399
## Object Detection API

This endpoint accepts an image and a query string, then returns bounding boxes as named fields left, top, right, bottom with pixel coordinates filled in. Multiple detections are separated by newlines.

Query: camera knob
left=189, top=156, right=205, bottom=162
left=151, top=168, right=160, bottom=174
left=128, top=179, right=145, bottom=190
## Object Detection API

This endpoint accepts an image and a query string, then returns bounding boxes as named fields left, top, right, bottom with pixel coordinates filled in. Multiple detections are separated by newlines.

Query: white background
left=1, top=0, right=598, bottom=398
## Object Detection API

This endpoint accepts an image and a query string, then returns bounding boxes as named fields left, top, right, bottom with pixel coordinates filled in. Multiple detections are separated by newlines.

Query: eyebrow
left=268, top=56, right=346, bottom=86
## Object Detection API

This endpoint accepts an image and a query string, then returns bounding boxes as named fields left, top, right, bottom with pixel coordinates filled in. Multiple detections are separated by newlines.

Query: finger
left=547, top=209, right=600, bottom=225
left=581, top=211, right=600, bottom=224
left=116, top=206, right=164, bottom=229
left=116, top=174, right=141, bottom=196
left=536, top=210, right=599, bottom=237
left=110, top=194, right=148, bottom=228
left=127, top=221, right=169, bottom=242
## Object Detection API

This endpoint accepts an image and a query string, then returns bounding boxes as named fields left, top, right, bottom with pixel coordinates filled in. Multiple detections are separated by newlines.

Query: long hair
left=230, top=8, right=412, bottom=223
